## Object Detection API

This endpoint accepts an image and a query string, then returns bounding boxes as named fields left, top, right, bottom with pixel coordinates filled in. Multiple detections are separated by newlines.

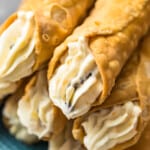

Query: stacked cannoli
left=0, top=0, right=94, bottom=100
left=48, top=0, right=150, bottom=119
left=1, top=0, right=150, bottom=150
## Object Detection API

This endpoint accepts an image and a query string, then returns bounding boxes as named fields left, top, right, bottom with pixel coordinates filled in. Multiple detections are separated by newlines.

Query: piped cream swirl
left=3, top=96, right=38, bottom=144
left=0, top=11, right=35, bottom=98
left=18, top=70, right=55, bottom=139
left=49, top=37, right=102, bottom=119
left=82, top=102, right=141, bottom=150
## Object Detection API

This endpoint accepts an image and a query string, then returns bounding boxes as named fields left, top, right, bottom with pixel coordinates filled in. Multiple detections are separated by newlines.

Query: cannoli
left=72, top=32, right=150, bottom=150
left=0, top=0, right=95, bottom=99
left=17, top=69, right=67, bottom=140
left=3, top=81, right=38, bottom=144
left=48, top=0, right=150, bottom=119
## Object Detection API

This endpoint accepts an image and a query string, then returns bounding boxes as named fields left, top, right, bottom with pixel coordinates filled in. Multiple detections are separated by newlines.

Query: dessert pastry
left=0, top=0, right=95, bottom=99
left=48, top=0, right=150, bottom=119
left=18, top=69, right=67, bottom=140
left=72, top=32, right=150, bottom=150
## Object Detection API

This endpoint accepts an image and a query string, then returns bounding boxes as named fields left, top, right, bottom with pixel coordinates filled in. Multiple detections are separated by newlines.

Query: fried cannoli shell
left=0, top=0, right=95, bottom=70
left=127, top=121, right=150, bottom=150
left=72, top=32, right=150, bottom=150
left=49, top=121, right=85, bottom=150
left=48, top=0, right=150, bottom=105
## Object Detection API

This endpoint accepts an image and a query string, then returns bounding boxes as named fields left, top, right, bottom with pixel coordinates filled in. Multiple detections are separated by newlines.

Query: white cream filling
left=0, top=11, right=35, bottom=98
left=18, top=70, right=55, bottom=139
left=3, top=98, right=38, bottom=144
left=8, top=116, right=38, bottom=144
left=49, top=37, right=102, bottom=119
left=82, top=102, right=141, bottom=150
